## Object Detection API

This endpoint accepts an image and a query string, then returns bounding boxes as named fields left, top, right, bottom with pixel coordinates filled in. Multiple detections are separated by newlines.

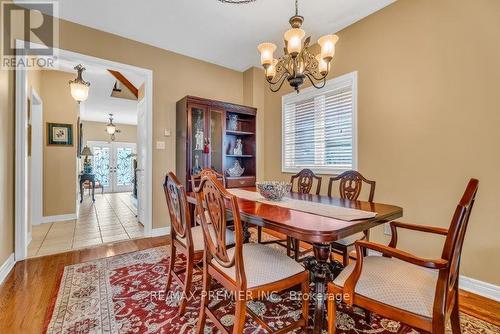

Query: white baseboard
left=366, top=249, right=499, bottom=301
left=150, top=226, right=171, bottom=237
left=0, top=254, right=16, bottom=286
left=460, top=276, right=500, bottom=301
left=41, top=213, right=77, bottom=224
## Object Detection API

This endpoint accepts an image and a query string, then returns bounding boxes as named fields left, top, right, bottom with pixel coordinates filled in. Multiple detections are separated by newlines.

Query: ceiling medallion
left=257, top=0, right=339, bottom=93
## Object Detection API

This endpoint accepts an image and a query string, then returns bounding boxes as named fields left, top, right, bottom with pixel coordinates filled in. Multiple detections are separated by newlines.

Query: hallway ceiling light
left=257, top=0, right=339, bottom=93
left=69, top=64, right=90, bottom=103
left=106, top=113, right=121, bottom=141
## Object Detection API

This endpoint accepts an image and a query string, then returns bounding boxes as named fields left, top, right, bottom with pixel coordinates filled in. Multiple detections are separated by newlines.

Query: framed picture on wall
left=47, top=123, right=73, bottom=146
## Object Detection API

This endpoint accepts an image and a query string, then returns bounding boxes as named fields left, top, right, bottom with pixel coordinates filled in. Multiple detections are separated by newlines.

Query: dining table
left=187, top=187, right=403, bottom=334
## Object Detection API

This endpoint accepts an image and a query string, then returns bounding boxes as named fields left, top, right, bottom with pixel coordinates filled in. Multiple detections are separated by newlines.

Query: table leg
left=79, top=180, right=84, bottom=203
left=91, top=180, right=95, bottom=202
left=303, top=243, right=344, bottom=334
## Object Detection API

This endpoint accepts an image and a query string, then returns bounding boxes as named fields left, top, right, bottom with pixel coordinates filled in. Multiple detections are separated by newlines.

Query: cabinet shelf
left=225, top=130, right=254, bottom=136
left=226, top=154, right=253, bottom=158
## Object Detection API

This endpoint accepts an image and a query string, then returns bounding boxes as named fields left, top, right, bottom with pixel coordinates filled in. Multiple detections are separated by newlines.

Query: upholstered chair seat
left=333, top=255, right=437, bottom=317
left=179, top=225, right=235, bottom=252
left=212, top=243, right=305, bottom=288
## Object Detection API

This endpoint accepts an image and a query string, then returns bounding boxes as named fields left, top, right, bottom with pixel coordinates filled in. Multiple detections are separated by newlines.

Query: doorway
left=15, top=44, right=153, bottom=260
left=88, top=141, right=137, bottom=193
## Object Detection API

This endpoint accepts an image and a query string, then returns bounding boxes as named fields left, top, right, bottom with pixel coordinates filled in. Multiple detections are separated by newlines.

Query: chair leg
left=257, top=226, right=262, bottom=243
left=327, top=295, right=336, bottom=334
left=178, top=253, right=193, bottom=315
left=287, top=237, right=292, bottom=257
left=450, top=287, right=461, bottom=334
left=294, top=240, right=300, bottom=261
left=301, top=278, right=310, bottom=332
left=232, top=298, right=247, bottom=334
left=165, top=245, right=176, bottom=292
left=342, top=249, right=350, bottom=266
left=196, top=261, right=211, bottom=334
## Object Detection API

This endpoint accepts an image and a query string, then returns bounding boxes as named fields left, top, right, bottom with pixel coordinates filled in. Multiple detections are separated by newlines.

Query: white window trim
left=281, top=71, right=358, bottom=175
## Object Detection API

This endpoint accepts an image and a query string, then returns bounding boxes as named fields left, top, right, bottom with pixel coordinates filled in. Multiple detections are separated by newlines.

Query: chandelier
left=257, top=0, right=338, bottom=93
left=105, top=114, right=121, bottom=141
left=69, top=64, right=90, bottom=103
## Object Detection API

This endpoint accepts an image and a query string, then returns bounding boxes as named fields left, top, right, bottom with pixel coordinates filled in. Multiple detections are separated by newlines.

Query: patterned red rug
left=43, top=246, right=498, bottom=334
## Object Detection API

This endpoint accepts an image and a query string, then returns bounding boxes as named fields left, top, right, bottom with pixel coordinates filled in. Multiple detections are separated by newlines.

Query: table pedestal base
left=303, top=243, right=344, bottom=334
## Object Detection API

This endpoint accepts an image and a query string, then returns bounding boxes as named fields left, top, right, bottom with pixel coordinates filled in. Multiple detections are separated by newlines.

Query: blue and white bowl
left=256, top=181, right=292, bottom=201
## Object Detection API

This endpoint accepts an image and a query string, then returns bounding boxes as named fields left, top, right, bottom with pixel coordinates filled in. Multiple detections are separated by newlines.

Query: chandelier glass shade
left=257, top=0, right=339, bottom=93
left=106, top=114, right=116, bottom=135
left=69, top=64, right=90, bottom=103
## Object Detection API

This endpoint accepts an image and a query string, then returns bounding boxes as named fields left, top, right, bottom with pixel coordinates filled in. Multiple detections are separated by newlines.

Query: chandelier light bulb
left=266, top=59, right=278, bottom=79
left=106, top=124, right=116, bottom=135
left=318, top=34, right=339, bottom=62
left=284, top=28, right=305, bottom=56
left=316, top=55, right=329, bottom=75
left=257, top=43, right=277, bottom=67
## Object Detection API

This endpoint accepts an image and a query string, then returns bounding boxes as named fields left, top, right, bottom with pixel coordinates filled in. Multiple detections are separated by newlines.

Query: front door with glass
left=88, top=141, right=136, bottom=193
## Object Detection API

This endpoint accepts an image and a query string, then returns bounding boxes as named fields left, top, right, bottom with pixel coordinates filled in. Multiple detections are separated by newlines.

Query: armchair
left=328, top=179, right=479, bottom=334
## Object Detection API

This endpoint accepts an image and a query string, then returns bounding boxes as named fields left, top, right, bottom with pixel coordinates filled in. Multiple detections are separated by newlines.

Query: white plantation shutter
left=282, top=72, right=357, bottom=173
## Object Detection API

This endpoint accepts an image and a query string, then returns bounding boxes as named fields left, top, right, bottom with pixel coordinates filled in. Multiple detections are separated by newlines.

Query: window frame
left=281, top=71, right=358, bottom=175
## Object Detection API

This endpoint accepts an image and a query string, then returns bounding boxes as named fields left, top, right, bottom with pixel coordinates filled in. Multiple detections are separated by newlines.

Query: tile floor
left=28, top=192, right=144, bottom=258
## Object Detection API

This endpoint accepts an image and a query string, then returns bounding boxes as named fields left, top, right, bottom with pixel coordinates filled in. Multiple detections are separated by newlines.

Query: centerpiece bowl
left=256, top=181, right=292, bottom=201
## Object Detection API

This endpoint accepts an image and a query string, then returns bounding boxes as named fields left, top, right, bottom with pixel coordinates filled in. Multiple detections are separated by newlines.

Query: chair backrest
left=163, top=172, right=192, bottom=245
left=441, top=178, right=479, bottom=304
left=191, top=168, right=226, bottom=190
left=290, top=168, right=322, bottom=195
left=328, top=170, right=376, bottom=202
left=194, top=175, right=246, bottom=286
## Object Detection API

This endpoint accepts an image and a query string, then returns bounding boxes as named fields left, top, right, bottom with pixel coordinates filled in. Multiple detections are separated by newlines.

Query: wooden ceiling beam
left=107, top=69, right=138, bottom=98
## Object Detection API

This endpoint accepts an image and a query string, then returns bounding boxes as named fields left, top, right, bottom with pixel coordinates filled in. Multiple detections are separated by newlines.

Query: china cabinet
left=176, top=96, right=257, bottom=191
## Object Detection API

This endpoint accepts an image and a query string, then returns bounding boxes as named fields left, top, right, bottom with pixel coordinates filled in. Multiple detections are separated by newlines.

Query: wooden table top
left=188, top=187, right=403, bottom=244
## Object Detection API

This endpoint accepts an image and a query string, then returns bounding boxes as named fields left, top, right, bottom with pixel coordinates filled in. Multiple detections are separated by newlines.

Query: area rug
left=43, top=246, right=499, bottom=334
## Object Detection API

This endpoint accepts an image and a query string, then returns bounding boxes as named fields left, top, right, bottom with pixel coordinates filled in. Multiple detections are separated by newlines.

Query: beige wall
left=82, top=121, right=137, bottom=144
left=40, top=70, right=79, bottom=216
left=262, top=0, right=500, bottom=285
left=1, top=0, right=498, bottom=287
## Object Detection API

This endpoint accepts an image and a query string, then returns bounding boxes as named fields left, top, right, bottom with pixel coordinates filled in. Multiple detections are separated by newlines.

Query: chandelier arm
left=269, top=74, right=289, bottom=93
left=305, top=72, right=327, bottom=89
left=305, top=70, right=328, bottom=82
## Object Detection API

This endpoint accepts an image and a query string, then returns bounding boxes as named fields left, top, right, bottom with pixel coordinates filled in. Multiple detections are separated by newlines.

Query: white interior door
left=136, top=99, right=147, bottom=224
left=88, top=141, right=136, bottom=193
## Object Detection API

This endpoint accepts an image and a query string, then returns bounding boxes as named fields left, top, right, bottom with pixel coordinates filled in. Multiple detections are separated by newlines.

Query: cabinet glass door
left=209, top=109, right=224, bottom=173
left=190, top=106, right=206, bottom=175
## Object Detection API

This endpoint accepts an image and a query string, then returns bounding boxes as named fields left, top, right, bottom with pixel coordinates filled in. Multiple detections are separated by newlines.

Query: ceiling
left=25, top=0, right=396, bottom=71
left=55, top=58, right=144, bottom=125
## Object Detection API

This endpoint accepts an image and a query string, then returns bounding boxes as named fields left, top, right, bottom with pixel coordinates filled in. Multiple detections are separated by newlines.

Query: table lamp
left=81, top=146, right=93, bottom=173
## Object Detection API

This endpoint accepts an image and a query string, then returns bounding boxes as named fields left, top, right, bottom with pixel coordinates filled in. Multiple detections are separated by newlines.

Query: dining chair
left=194, top=175, right=310, bottom=334
left=286, top=169, right=322, bottom=260
left=163, top=172, right=235, bottom=314
left=328, top=170, right=376, bottom=266
left=191, top=167, right=226, bottom=190
left=327, top=178, right=479, bottom=334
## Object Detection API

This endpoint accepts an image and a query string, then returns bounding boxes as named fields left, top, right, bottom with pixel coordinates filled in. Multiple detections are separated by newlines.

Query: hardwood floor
left=0, top=236, right=168, bottom=334
left=0, top=234, right=498, bottom=333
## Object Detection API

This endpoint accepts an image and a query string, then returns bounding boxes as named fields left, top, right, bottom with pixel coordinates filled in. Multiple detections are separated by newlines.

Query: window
left=282, top=72, right=357, bottom=174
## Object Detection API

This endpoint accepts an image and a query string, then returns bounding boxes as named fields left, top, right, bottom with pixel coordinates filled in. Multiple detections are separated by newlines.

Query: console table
left=79, top=173, right=95, bottom=203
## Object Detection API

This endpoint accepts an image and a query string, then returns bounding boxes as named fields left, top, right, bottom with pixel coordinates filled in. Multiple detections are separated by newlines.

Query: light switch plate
left=156, top=141, right=165, bottom=150
left=164, top=129, right=171, bottom=137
